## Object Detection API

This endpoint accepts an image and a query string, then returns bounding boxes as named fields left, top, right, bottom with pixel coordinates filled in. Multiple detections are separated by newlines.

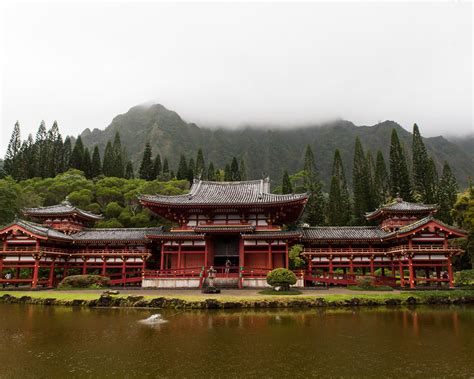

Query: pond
left=0, top=305, right=473, bottom=377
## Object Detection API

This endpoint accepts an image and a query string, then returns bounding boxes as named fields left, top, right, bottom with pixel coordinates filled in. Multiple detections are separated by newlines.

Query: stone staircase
left=203, top=277, right=239, bottom=289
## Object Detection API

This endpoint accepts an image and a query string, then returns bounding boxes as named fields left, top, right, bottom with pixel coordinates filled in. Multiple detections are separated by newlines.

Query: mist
left=1, top=2, right=472, bottom=155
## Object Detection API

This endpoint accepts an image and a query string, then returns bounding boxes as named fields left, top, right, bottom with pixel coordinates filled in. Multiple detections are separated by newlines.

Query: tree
left=82, top=148, right=92, bottom=179
left=207, top=162, right=216, bottom=181
left=125, top=161, right=134, bottom=179
left=224, top=164, right=232, bottom=181
left=91, top=146, right=102, bottom=178
left=389, top=129, right=412, bottom=200
left=437, top=162, right=458, bottom=224
left=230, top=157, right=240, bottom=181
left=102, top=141, right=114, bottom=177
left=365, top=150, right=377, bottom=212
left=176, top=155, right=188, bottom=180
left=188, top=158, right=195, bottom=182
left=138, top=143, right=154, bottom=180
left=63, top=137, right=72, bottom=170
left=162, top=158, right=170, bottom=180
left=452, top=184, right=474, bottom=269
left=266, top=268, right=297, bottom=291
left=352, top=138, right=371, bottom=224
left=239, top=158, right=247, bottom=181
left=35, top=121, right=48, bottom=177
left=374, top=150, right=389, bottom=206
left=302, top=145, right=325, bottom=225
left=327, top=149, right=351, bottom=225
left=412, top=123, right=436, bottom=202
left=111, top=132, right=124, bottom=178
left=282, top=170, right=293, bottom=194
left=153, top=154, right=162, bottom=179
left=195, top=149, right=205, bottom=178
left=4, top=121, right=21, bottom=177
left=70, top=136, right=85, bottom=171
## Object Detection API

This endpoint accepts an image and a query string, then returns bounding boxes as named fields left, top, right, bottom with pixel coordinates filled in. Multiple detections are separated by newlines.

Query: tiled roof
left=139, top=178, right=308, bottom=206
left=146, top=231, right=205, bottom=239
left=23, top=201, right=103, bottom=221
left=365, top=197, right=437, bottom=220
left=241, top=230, right=302, bottom=239
left=2, top=219, right=73, bottom=241
left=301, top=226, right=389, bottom=241
left=73, top=227, right=163, bottom=242
left=194, top=224, right=255, bottom=233
left=391, top=216, right=466, bottom=236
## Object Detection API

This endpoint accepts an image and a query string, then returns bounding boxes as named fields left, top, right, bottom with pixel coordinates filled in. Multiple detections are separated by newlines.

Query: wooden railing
left=303, top=245, right=461, bottom=256
left=143, top=267, right=205, bottom=278
left=387, top=245, right=462, bottom=254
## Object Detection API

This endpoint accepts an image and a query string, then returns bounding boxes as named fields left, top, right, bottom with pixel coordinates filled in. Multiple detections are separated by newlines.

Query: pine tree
left=366, top=150, right=377, bottom=212
left=239, top=158, right=247, bottom=181
left=282, top=170, right=293, bottom=194
left=70, top=135, right=85, bottom=171
left=302, top=145, right=325, bottom=225
left=35, top=121, right=48, bottom=177
left=139, top=143, right=154, bottom=180
left=195, top=149, right=205, bottom=178
left=52, top=124, right=64, bottom=175
left=176, top=155, right=188, bottom=180
left=327, top=149, right=351, bottom=225
left=230, top=157, right=240, bottom=181
left=412, top=123, right=434, bottom=202
left=102, top=141, right=114, bottom=176
left=437, top=162, right=458, bottom=224
left=207, top=162, right=215, bottom=181
left=125, top=161, right=134, bottom=179
left=4, top=121, right=21, bottom=177
left=45, top=121, right=61, bottom=177
left=389, top=129, right=412, bottom=200
left=25, top=134, right=37, bottom=179
left=224, top=164, right=232, bottom=181
left=62, top=137, right=72, bottom=170
left=374, top=150, right=389, bottom=206
left=426, top=156, right=439, bottom=203
left=187, top=158, right=195, bottom=182
left=352, top=138, right=371, bottom=224
left=91, top=146, right=102, bottom=178
left=112, top=132, right=124, bottom=177
left=82, top=148, right=92, bottom=179
left=153, top=154, right=162, bottom=179
left=162, top=158, right=170, bottom=179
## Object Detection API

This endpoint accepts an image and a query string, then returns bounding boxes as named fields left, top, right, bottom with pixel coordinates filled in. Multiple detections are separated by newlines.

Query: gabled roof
left=73, top=227, right=164, bottom=243
left=365, top=196, right=437, bottom=220
left=139, top=178, right=308, bottom=206
left=0, top=219, right=73, bottom=241
left=301, top=226, right=389, bottom=241
left=23, top=201, right=103, bottom=221
left=387, top=216, right=466, bottom=238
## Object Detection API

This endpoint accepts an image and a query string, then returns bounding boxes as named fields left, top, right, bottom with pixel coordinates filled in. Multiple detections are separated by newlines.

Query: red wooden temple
left=0, top=179, right=466, bottom=289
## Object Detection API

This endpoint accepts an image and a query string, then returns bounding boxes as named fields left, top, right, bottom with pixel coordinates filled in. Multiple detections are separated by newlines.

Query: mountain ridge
left=80, top=104, right=474, bottom=188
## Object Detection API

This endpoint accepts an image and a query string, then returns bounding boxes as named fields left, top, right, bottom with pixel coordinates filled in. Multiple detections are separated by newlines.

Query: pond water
left=0, top=304, right=473, bottom=378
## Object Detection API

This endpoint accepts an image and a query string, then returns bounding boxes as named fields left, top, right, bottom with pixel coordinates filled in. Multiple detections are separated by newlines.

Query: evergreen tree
left=4, top=121, right=21, bottom=177
left=282, top=170, right=293, bottom=194
left=70, top=135, right=85, bottom=171
left=207, top=162, right=215, bottom=181
left=62, top=137, right=72, bottom=170
left=389, top=129, right=412, bottom=200
left=153, top=154, right=162, bottom=179
left=327, top=149, right=351, bottom=225
left=437, top=162, right=458, bottom=224
left=302, top=145, right=325, bottom=225
left=24, top=134, right=37, bottom=179
left=125, top=161, right=134, bottom=179
left=162, top=158, right=170, bottom=177
left=230, top=157, right=240, bottom=181
left=82, top=148, right=92, bottom=179
left=176, top=154, right=188, bottom=180
left=352, top=138, right=371, bottom=224
left=102, top=141, right=114, bottom=176
left=112, top=132, right=124, bottom=177
left=239, top=158, right=247, bottom=181
left=91, top=146, right=102, bottom=178
left=138, top=143, right=154, bottom=180
left=366, top=150, right=377, bottom=212
left=412, top=123, right=435, bottom=202
left=52, top=124, right=64, bottom=175
left=45, top=121, right=62, bottom=177
left=195, top=149, right=205, bottom=178
left=374, top=150, right=389, bottom=206
left=35, top=121, right=48, bottom=177
left=187, top=158, right=195, bottom=182
left=426, top=157, right=439, bottom=203
left=224, top=164, right=232, bottom=181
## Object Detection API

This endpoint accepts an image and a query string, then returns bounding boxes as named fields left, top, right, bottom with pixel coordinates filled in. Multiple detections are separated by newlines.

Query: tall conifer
left=302, top=145, right=325, bottom=225
left=176, top=155, right=188, bottom=180
left=91, top=146, right=102, bottom=178
left=327, top=149, right=351, bottom=225
left=82, top=148, right=92, bottom=179
left=389, top=129, right=412, bottom=200
left=412, top=123, right=433, bottom=202
left=162, top=158, right=170, bottom=178
left=239, top=158, right=247, bottom=181
left=35, top=121, right=48, bottom=177
left=70, top=135, right=85, bottom=171
left=230, top=157, right=240, bottom=181
left=207, top=162, right=215, bottom=181
left=187, top=158, right=195, bottom=182
left=112, top=132, right=124, bottom=177
left=374, top=150, right=389, bottom=206
left=102, top=141, right=114, bottom=176
left=282, top=170, right=293, bottom=194
left=125, top=161, right=134, bottom=179
left=437, top=162, right=458, bottom=224
left=62, top=137, right=72, bottom=170
left=139, top=143, right=154, bottom=180
left=352, top=138, right=370, bottom=223
left=195, top=149, right=205, bottom=178
left=153, top=154, right=162, bottom=179
left=4, top=121, right=21, bottom=177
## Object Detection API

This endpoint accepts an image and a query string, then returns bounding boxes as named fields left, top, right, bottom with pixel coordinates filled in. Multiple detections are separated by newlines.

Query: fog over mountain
left=1, top=2, right=472, bottom=155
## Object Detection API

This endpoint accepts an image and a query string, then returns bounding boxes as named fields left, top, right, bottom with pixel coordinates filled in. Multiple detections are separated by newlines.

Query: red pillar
left=82, top=258, right=87, bottom=275
left=329, top=255, right=333, bottom=277
left=285, top=242, right=289, bottom=269
left=408, top=256, right=415, bottom=289
left=31, top=257, right=39, bottom=289
left=447, top=255, right=454, bottom=288
left=205, top=238, right=210, bottom=268
left=370, top=255, right=375, bottom=276
left=160, top=242, right=165, bottom=271
left=101, top=257, right=106, bottom=276
left=399, top=258, right=405, bottom=287
left=349, top=255, right=354, bottom=275
left=238, top=238, right=244, bottom=269
left=391, top=257, right=396, bottom=277
left=48, top=259, right=55, bottom=288
left=267, top=242, right=272, bottom=269
left=121, top=258, right=126, bottom=286
left=177, top=242, right=182, bottom=270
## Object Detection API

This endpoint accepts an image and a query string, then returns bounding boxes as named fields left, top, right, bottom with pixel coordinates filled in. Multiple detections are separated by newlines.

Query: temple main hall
left=0, top=178, right=466, bottom=289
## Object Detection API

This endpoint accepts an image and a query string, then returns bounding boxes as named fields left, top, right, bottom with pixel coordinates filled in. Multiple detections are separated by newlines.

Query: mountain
left=80, top=104, right=474, bottom=189
left=447, top=135, right=474, bottom=162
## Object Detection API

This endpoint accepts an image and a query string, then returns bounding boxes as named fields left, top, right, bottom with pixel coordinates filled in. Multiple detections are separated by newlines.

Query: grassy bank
left=0, top=289, right=473, bottom=309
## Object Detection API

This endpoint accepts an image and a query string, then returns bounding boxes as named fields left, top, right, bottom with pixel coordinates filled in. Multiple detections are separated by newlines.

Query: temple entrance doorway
left=213, top=235, right=240, bottom=273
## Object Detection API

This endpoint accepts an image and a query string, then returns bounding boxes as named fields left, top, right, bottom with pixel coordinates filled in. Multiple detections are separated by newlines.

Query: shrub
left=456, top=269, right=474, bottom=286
left=356, top=276, right=376, bottom=290
left=58, top=275, right=110, bottom=289
left=266, top=268, right=297, bottom=291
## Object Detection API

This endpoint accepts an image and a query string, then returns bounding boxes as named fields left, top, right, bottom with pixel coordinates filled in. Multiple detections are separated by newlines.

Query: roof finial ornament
left=62, top=196, right=71, bottom=206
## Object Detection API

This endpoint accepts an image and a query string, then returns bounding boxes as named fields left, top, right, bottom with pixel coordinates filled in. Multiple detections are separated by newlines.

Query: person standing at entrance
left=225, top=259, right=232, bottom=276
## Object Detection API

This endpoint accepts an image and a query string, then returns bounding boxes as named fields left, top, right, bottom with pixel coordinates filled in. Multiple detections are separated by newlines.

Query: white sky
left=0, top=1, right=472, bottom=155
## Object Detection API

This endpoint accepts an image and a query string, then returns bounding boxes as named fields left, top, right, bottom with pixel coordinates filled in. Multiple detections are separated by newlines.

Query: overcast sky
left=1, top=1, right=472, bottom=155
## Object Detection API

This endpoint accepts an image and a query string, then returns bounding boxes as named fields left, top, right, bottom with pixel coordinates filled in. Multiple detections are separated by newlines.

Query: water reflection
left=0, top=305, right=472, bottom=377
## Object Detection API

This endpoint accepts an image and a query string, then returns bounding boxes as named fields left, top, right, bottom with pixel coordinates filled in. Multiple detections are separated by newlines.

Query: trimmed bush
left=58, top=275, right=110, bottom=289
left=356, top=276, right=376, bottom=290
left=456, top=269, right=474, bottom=286
left=267, top=268, right=297, bottom=291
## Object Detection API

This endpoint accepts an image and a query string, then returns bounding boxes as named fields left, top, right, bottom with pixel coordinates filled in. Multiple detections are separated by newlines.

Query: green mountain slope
left=80, top=104, right=474, bottom=188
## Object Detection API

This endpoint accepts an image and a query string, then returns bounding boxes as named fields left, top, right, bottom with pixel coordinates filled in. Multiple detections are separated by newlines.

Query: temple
left=0, top=179, right=466, bottom=289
